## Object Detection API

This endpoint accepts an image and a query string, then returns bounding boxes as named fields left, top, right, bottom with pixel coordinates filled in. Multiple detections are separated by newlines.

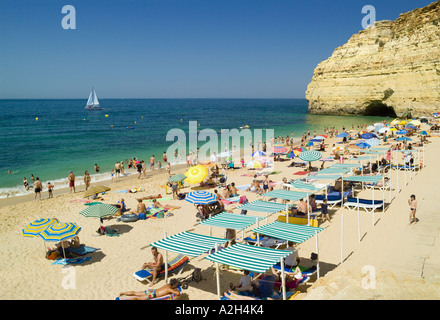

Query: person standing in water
left=34, top=177, right=42, bottom=200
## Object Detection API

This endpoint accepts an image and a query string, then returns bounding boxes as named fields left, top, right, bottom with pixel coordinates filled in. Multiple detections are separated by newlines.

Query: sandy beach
left=1, top=122, right=439, bottom=301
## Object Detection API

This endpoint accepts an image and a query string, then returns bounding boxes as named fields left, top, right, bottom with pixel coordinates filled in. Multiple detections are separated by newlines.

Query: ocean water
left=0, top=99, right=387, bottom=198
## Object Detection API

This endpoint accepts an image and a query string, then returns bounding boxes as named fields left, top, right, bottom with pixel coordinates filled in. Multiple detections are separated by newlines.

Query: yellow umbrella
left=332, top=145, right=345, bottom=152
left=390, top=119, right=400, bottom=126
left=390, top=128, right=397, bottom=132
left=83, top=185, right=111, bottom=198
left=399, top=120, right=408, bottom=125
left=184, top=165, right=208, bottom=184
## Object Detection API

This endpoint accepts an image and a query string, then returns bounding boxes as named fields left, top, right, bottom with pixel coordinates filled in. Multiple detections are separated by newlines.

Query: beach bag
left=191, top=268, right=203, bottom=283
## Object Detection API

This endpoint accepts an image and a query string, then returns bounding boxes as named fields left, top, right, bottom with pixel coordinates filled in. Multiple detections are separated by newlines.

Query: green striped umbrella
left=79, top=203, right=118, bottom=226
left=168, top=174, right=187, bottom=183
left=299, top=151, right=322, bottom=162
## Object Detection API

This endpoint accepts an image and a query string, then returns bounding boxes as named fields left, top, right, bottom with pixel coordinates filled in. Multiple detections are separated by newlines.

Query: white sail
left=92, top=89, right=100, bottom=106
left=86, top=90, right=94, bottom=106
left=85, top=87, right=102, bottom=110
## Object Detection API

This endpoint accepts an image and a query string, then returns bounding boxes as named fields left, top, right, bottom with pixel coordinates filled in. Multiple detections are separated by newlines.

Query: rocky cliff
left=306, top=1, right=440, bottom=117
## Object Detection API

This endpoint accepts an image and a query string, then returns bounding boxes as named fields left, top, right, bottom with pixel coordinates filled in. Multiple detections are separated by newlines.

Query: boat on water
left=85, top=88, right=103, bottom=110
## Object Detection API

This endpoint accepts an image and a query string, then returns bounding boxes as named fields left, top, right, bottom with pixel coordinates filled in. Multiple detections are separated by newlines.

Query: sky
left=0, top=0, right=435, bottom=99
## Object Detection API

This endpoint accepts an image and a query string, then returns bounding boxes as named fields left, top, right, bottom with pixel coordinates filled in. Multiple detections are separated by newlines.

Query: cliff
left=306, top=1, right=440, bottom=117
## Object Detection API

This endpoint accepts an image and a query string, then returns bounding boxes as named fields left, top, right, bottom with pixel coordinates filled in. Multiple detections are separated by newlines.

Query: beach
left=1, top=120, right=439, bottom=300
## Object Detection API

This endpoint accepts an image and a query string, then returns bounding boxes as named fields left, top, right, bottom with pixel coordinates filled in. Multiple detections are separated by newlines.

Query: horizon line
left=0, top=97, right=307, bottom=101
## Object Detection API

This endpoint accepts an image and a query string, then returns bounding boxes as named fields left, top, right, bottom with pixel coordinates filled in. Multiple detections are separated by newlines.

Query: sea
left=0, top=98, right=388, bottom=198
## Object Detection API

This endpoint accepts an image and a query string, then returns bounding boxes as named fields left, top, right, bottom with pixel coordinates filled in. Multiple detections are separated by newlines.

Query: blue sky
left=0, top=0, right=434, bottom=99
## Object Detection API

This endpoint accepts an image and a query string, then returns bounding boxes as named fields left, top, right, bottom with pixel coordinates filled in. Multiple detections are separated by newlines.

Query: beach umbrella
left=286, top=150, right=296, bottom=159
left=419, top=131, right=429, bottom=136
left=396, top=130, right=408, bottom=135
left=399, top=120, right=408, bottom=125
left=246, top=160, right=264, bottom=169
left=79, top=203, right=119, bottom=219
left=299, top=151, right=322, bottom=162
left=374, top=122, right=384, bottom=127
left=22, top=218, right=59, bottom=238
left=378, top=127, right=390, bottom=134
left=168, top=174, right=187, bottom=183
left=336, top=132, right=350, bottom=138
left=83, top=185, right=111, bottom=198
left=306, top=141, right=314, bottom=146
left=408, top=120, right=421, bottom=126
left=38, top=222, right=81, bottom=242
left=314, top=135, right=327, bottom=140
left=184, top=165, right=208, bottom=184
left=257, top=157, right=273, bottom=164
left=356, top=142, right=371, bottom=149
left=360, top=133, right=375, bottom=139
left=185, top=191, right=217, bottom=205
left=332, top=145, right=345, bottom=152
left=366, top=125, right=376, bottom=132
left=390, top=119, right=400, bottom=126
left=251, top=150, right=266, bottom=157
left=310, top=139, right=323, bottom=143
left=273, top=146, right=288, bottom=154
left=364, top=138, right=381, bottom=147
left=396, top=137, right=412, bottom=142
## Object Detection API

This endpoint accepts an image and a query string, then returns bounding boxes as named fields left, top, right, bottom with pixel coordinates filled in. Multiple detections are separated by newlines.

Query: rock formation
left=306, top=1, right=440, bottom=117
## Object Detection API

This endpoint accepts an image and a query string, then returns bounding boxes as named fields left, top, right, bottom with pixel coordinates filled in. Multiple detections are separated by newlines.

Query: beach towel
left=51, top=257, right=91, bottom=265
left=293, top=171, right=308, bottom=175
left=236, top=184, right=251, bottom=191
left=67, top=245, right=100, bottom=256
left=69, top=199, right=93, bottom=203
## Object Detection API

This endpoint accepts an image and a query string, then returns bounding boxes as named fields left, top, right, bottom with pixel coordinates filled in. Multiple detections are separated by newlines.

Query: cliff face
left=306, top=1, right=440, bottom=117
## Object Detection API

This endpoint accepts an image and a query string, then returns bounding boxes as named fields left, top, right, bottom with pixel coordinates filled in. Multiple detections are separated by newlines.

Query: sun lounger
left=314, top=195, right=342, bottom=208
left=364, top=178, right=391, bottom=191
left=133, top=254, right=189, bottom=283
left=391, top=164, right=420, bottom=171
left=344, top=197, right=384, bottom=212
left=244, top=235, right=287, bottom=249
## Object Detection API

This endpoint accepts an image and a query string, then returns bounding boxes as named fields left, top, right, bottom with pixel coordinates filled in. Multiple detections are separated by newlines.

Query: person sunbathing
left=152, top=199, right=180, bottom=210
left=131, top=199, right=146, bottom=215
left=136, top=194, right=162, bottom=201
left=119, top=279, right=180, bottom=300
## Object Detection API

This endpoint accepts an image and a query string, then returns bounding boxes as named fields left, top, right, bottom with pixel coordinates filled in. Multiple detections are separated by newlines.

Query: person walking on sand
left=68, top=171, right=76, bottom=193
left=84, top=171, right=91, bottom=190
left=408, top=194, right=417, bottom=225
left=149, top=155, right=155, bottom=171
left=34, top=177, right=42, bottom=200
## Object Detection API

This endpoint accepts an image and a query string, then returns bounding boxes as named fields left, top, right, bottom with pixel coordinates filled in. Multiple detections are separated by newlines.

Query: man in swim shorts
left=68, top=171, right=75, bottom=193
left=34, top=177, right=42, bottom=200
left=141, top=247, right=164, bottom=287
left=118, top=279, right=180, bottom=300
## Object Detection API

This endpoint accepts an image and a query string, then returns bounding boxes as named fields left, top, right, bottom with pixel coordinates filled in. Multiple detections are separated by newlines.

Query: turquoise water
left=0, top=99, right=387, bottom=197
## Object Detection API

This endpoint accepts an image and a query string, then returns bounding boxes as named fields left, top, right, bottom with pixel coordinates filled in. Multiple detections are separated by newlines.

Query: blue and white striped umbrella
left=299, top=150, right=322, bottom=162
left=38, top=222, right=81, bottom=242
left=251, top=150, right=265, bottom=157
left=22, top=218, right=59, bottom=238
left=185, top=191, right=217, bottom=205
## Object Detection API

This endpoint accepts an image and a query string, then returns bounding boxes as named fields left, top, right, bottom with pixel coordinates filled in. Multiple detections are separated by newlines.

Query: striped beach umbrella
left=22, top=218, right=59, bottom=238
left=38, top=222, right=81, bottom=242
left=251, top=150, right=266, bottom=157
left=184, top=165, right=208, bottom=184
left=168, top=174, right=187, bottom=183
left=299, top=151, right=322, bottom=162
left=185, top=191, right=217, bottom=205
left=419, top=131, right=429, bottom=136
left=396, top=137, right=412, bottom=142
left=79, top=203, right=119, bottom=219
left=286, top=150, right=296, bottom=159
left=273, top=146, right=288, bottom=154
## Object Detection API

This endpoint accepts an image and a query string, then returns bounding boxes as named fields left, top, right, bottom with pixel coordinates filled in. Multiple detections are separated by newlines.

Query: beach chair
left=314, top=195, right=342, bottom=209
left=343, top=197, right=384, bottom=213
left=364, top=178, right=391, bottom=191
left=244, top=235, right=287, bottom=249
left=133, top=254, right=189, bottom=283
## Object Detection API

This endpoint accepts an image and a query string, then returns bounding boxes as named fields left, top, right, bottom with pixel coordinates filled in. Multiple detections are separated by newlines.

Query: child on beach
left=241, top=158, right=245, bottom=168
left=408, top=195, right=417, bottom=225
left=47, top=182, right=54, bottom=199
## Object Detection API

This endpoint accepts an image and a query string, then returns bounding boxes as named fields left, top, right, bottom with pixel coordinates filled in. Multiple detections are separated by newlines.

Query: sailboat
left=84, top=87, right=102, bottom=110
